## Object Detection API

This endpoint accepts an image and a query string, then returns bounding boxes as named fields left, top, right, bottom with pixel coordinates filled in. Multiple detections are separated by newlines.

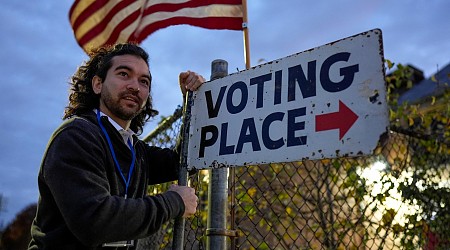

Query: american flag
left=69, top=0, right=244, bottom=52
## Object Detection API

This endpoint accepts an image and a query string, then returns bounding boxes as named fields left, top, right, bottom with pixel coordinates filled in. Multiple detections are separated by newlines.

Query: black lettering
left=288, top=61, right=317, bottom=101
left=262, top=112, right=285, bottom=150
left=274, top=70, right=282, bottom=105
left=219, top=123, right=235, bottom=155
left=226, top=81, right=248, bottom=114
left=236, top=118, right=261, bottom=153
left=320, top=52, right=359, bottom=92
left=250, top=73, right=272, bottom=108
left=199, top=125, right=218, bottom=158
left=287, top=107, right=307, bottom=146
left=205, top=86, right=227, bottom=118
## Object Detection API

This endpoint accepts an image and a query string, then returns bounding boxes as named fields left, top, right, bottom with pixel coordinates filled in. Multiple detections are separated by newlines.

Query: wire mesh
left=140, top=107, right=450, bottom=250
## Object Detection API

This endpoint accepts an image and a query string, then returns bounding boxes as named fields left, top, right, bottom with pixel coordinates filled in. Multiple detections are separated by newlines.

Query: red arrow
left=315, top=100, right=359, bottom=140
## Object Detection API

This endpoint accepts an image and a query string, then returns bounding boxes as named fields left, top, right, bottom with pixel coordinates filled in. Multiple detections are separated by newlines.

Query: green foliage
left=386, top=60, right=450, bottom=142
left=383, top=60, right=450, bottom=248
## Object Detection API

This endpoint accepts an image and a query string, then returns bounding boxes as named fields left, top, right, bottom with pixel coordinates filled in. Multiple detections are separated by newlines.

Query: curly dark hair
left=64, top=43, right=159, bottom=135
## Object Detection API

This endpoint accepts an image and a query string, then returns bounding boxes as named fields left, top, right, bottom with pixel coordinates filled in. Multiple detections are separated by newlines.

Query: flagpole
left=242, top=0, right=251, bottom=69
left=227, top=1, right=251, bottom=250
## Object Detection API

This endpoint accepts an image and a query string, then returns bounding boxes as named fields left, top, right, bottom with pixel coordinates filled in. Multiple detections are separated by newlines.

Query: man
left=29, top=43, right=204, bottom=249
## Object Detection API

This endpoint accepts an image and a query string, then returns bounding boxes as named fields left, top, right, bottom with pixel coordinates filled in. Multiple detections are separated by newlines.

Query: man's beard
left=101, top=89, right=143, bottom=121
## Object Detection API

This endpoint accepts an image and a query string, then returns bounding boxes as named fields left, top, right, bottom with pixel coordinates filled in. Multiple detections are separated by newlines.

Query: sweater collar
left=95, top=109, right=135, bottom=145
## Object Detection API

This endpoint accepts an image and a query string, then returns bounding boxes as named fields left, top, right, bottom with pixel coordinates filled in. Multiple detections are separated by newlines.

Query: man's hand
left=179, top=71, right=206, bottom=96
left=168, top=184, right=198, bottom=218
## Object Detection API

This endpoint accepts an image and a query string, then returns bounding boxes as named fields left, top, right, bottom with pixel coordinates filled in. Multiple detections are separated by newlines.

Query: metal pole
left=242, top=0, right=251, bottom=70
left=206, top=60, right=229, bottom=250
left=172, top=90, right=193, bottom=250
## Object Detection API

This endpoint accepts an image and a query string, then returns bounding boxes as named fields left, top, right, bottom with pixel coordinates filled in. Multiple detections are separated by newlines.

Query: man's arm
left=43, top=121, right=185, bottom=246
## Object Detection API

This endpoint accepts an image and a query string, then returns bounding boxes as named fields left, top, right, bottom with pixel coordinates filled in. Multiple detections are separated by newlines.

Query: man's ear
left=92, top=75, right=102, bottom=94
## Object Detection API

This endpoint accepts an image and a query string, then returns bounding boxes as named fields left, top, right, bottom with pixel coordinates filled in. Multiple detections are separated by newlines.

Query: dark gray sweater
left=29, top=111, right=184, bottom=249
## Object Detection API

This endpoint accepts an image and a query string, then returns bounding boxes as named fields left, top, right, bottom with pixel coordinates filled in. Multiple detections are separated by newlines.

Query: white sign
left=187, top=29, right=389, bottom=170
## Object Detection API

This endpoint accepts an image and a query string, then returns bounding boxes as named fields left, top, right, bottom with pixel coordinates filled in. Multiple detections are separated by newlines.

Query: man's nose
left=126, top=79, right=140, bottom=93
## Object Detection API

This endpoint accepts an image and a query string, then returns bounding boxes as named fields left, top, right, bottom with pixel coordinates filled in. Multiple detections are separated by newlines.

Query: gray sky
left=0, top=0, right=449, bottom=226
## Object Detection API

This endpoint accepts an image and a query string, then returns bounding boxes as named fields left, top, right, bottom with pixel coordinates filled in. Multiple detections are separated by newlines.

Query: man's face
left=94, top=54, right=151, bottom=125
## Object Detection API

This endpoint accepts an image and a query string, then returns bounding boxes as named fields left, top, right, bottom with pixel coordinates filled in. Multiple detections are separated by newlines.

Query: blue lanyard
left=96, top=109, right=136, bottom=199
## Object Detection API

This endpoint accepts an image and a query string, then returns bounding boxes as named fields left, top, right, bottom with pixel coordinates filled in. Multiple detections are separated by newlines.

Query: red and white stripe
left=69, top=0, right=243, bottom=52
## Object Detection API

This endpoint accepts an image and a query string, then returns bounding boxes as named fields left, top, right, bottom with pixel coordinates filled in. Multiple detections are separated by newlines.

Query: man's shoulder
left=53, top=112, right=98, bottom=136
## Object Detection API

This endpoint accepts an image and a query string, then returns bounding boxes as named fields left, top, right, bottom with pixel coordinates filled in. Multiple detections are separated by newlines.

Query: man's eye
left=118, top=72, right=128, bottom=77
left=140, top=79, right=150, bottom=86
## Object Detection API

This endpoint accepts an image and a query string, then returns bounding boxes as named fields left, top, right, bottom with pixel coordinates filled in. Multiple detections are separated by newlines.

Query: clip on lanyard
left=96, top=109, right=136, bottom=199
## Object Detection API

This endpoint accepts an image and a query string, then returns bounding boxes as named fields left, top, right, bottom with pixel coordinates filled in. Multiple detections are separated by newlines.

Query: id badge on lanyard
left=97, top=110, right=136, bottom=248
left=102, top=240, right=134, bottom=247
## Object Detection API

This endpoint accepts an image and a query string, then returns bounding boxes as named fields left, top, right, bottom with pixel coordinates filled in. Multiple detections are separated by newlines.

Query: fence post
left=206, top=60, right=229, bottom=250
left=172, top=90, right=193, bottom=250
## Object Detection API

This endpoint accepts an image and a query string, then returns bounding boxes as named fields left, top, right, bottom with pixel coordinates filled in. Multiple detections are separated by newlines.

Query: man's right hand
left=168, top=184, right=198, bottom=218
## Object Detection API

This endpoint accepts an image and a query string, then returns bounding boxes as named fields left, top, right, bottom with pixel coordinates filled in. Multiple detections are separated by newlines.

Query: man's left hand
left=179, top=71, right=206, bottom=96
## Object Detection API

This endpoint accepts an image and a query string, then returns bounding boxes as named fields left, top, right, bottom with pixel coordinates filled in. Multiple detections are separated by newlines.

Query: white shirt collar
left=96, top=110, right=135, bottom=145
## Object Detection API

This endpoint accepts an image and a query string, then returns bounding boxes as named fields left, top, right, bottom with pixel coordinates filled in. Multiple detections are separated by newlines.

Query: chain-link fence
left=140, top=106, right=449, bottom=250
